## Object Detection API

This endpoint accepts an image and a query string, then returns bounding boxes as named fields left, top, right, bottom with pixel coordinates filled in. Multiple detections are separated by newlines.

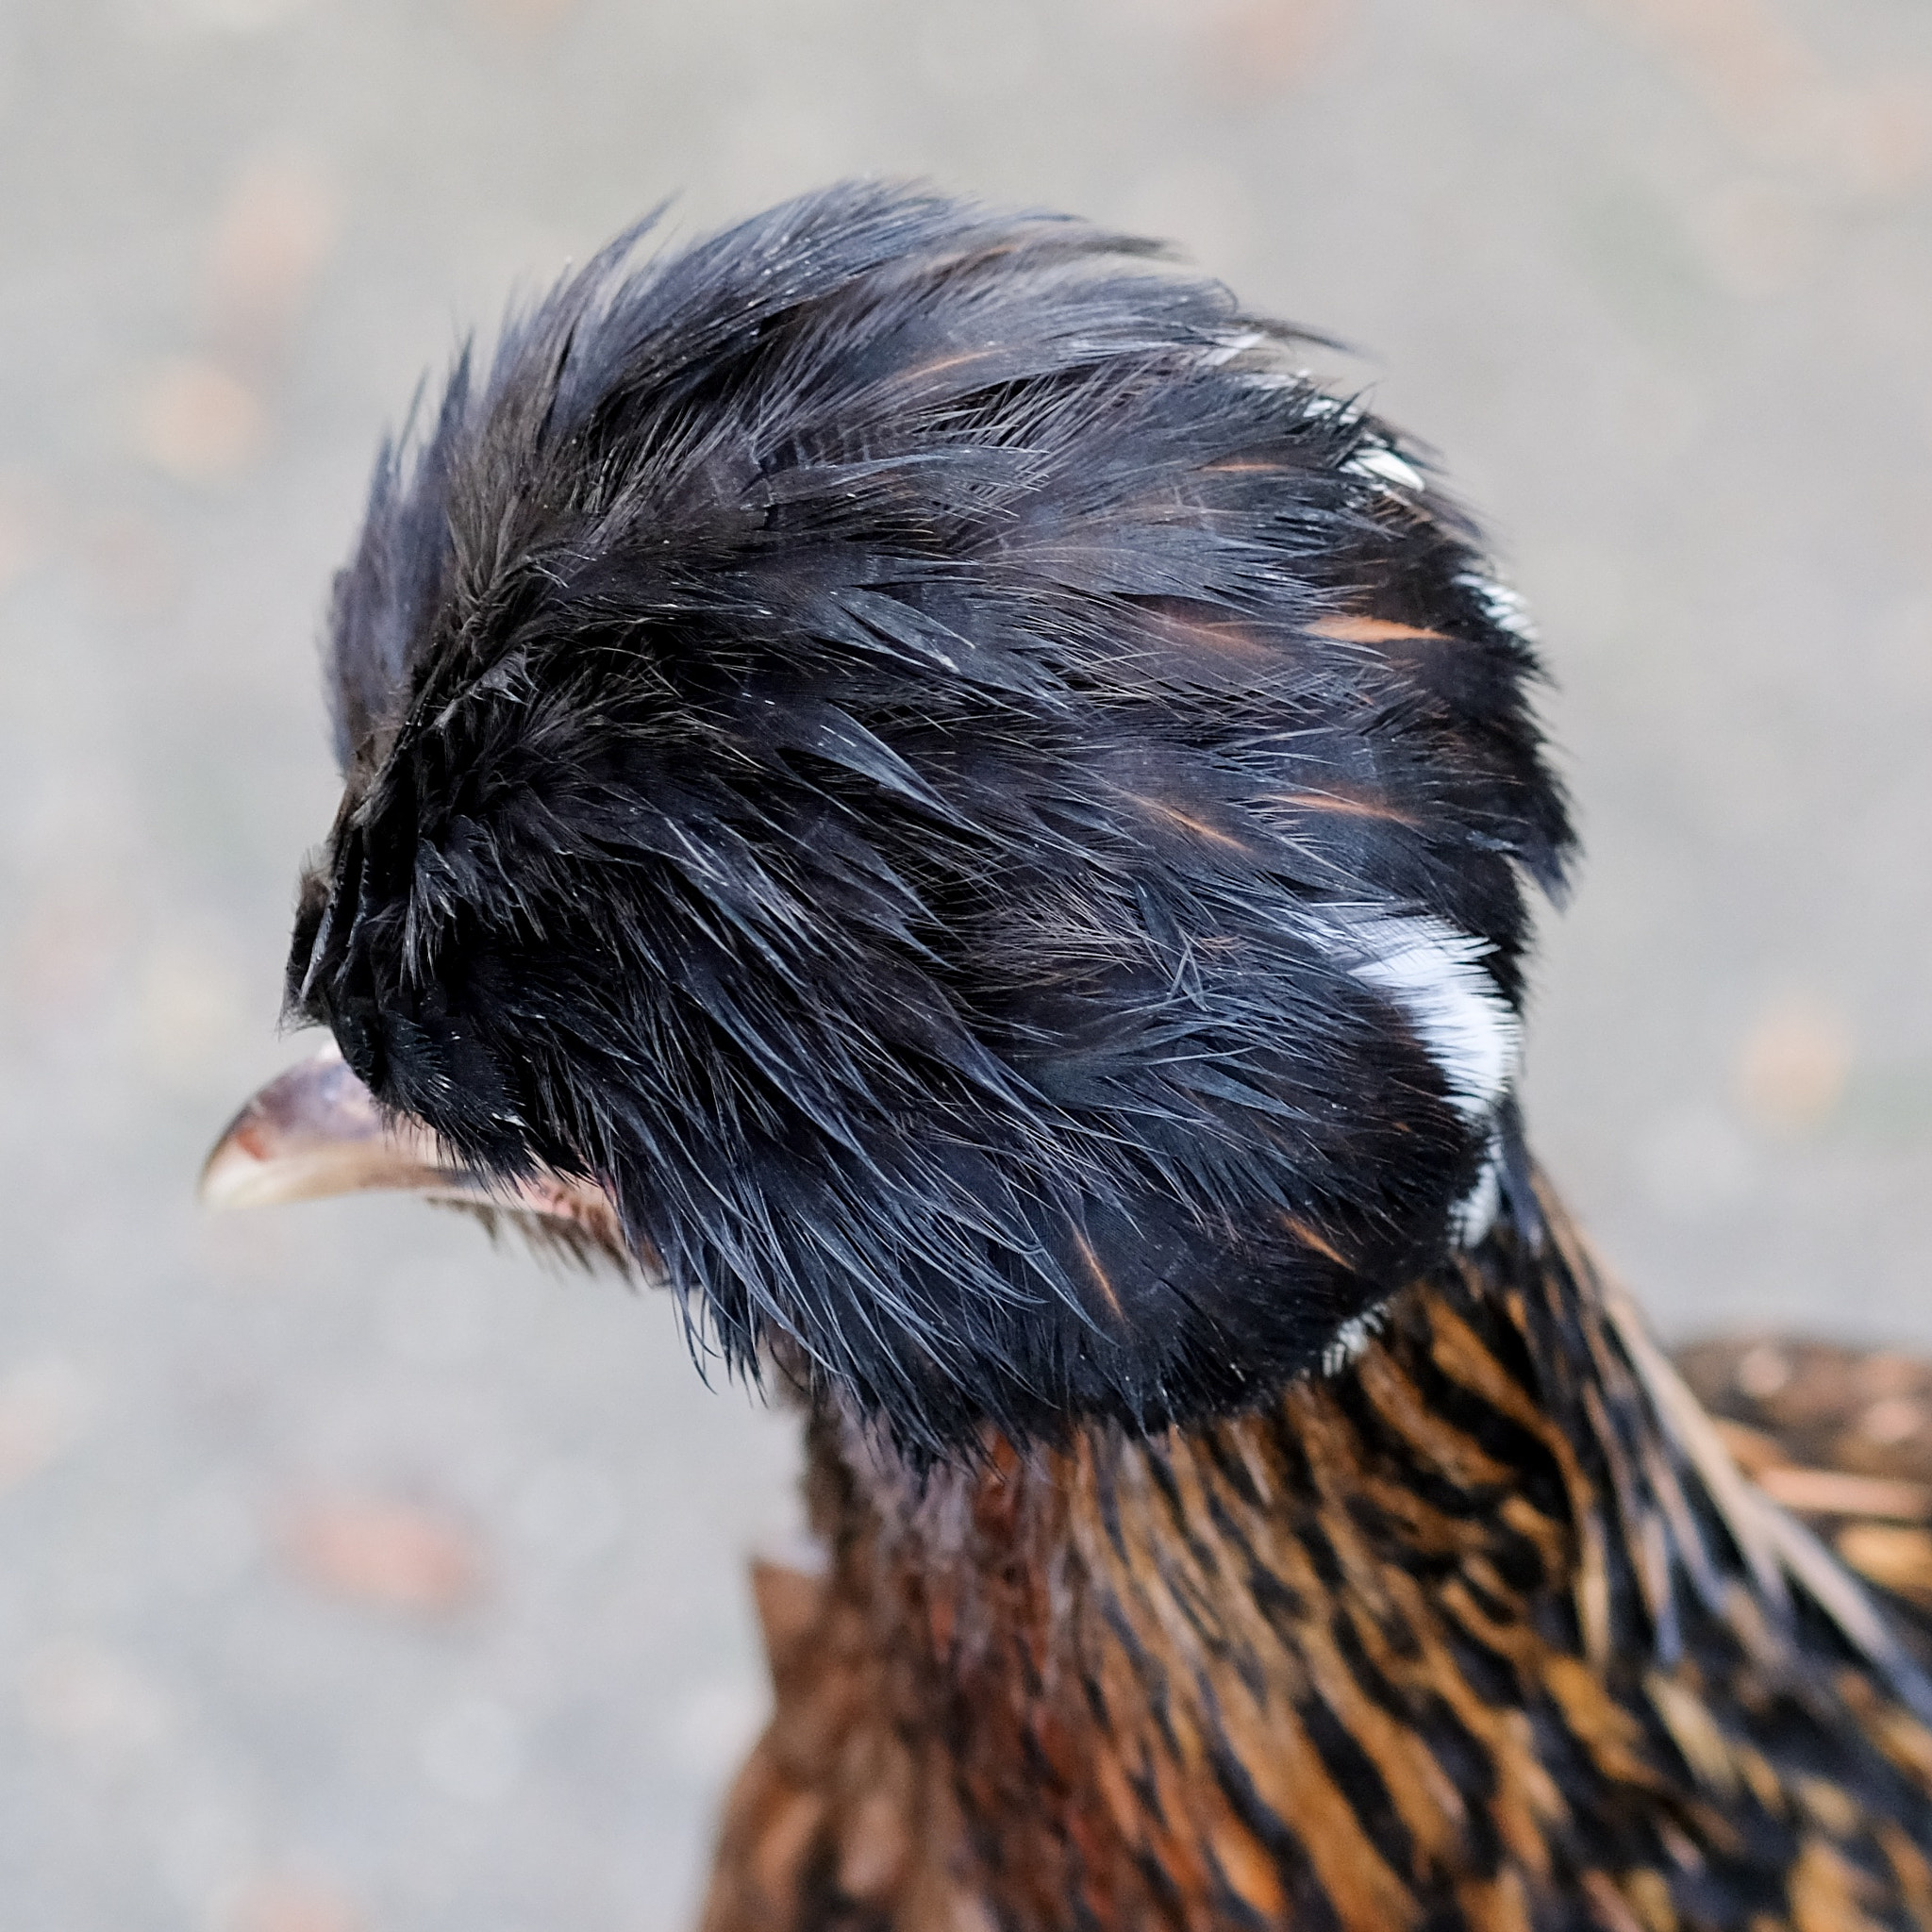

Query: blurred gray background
left=2, top=0, right=1929, bottom=1925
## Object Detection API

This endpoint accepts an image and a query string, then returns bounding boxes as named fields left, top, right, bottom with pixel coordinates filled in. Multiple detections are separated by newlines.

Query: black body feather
left=288, top=183, right=1573, bottom=1455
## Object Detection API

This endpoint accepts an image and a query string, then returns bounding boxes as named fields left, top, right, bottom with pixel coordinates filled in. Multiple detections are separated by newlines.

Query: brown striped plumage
left=1679, top=1341, right=1932, bottom=1641
left=701, top=1179, right=1932, bottom=1931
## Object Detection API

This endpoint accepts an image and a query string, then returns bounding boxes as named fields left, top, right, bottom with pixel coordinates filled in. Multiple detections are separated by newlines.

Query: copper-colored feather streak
left=701, top=1180, right=1932, bottom=1930
left=1120, top=792, right=1256, bottom=856
left=1139, top=609, right=1281, bottom=661
left=1279, top=1214, right=1352, bottom=1273
left=1307, top=615, right=1455, bottom=646
left=1068, top=1225, right=1124, bottom=1320
left=1256, top=790, right=1419, bottom=826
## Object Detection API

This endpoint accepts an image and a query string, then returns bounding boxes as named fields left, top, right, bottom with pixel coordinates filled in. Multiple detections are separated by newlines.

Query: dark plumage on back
left=288, top=182, right=1571, bottom=1454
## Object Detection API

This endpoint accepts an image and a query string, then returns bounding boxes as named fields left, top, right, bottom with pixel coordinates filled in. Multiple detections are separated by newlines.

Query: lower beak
left=200, top=1041, right=629, bottom=1261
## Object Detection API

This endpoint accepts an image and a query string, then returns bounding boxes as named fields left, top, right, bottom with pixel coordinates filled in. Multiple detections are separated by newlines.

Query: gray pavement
left=2, top=1, right=1930, bottom=1925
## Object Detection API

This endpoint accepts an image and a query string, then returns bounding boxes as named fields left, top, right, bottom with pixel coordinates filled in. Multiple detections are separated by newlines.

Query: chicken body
left=195, top=185, right=1932, bottom=1931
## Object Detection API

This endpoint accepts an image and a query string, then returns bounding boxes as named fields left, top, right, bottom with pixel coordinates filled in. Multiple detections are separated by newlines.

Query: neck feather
left=702, top=1174, right=1932, bottom=1931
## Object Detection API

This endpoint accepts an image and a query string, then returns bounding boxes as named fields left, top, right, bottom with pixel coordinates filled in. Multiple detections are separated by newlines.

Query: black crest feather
left=287, top=182, right=1574, bottom=1455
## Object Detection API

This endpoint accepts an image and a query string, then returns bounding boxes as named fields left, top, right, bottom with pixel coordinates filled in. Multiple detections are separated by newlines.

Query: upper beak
left=201, top=1039, right=461, bottom=1208
left=200, top=1040, right=631, bottom=1262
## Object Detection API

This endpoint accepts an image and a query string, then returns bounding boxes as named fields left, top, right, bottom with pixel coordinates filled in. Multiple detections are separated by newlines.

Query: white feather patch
left=1198, top=328, right=1265, bottom=367
left=1450, top=1147, right=1503, bottom=1248
left=1315, top=912, right=1521, bottom=1121
left=1347, top=444, right=1424, bottom=493
left=1322, top=1306, right=1388, bottom=1376
left=1453, top=569, right=1537, bottom=643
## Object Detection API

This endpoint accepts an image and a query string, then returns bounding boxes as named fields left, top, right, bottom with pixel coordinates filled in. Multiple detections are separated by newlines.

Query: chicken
left=202, top=184, right=1932, bottom=1929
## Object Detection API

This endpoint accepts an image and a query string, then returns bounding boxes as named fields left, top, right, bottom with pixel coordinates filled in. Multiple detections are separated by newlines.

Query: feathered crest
left=289, top=182, right=1574, bottom=1454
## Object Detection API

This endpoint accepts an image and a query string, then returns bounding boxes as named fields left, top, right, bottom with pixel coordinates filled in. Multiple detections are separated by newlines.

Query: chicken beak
left=200, top=1040, right=472, bottom=1209
left=199, top=1041, right=630, bottom=1262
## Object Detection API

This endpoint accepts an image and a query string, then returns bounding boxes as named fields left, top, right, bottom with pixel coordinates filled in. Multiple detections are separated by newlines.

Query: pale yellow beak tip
left=198, top=1041, right=457, bottom=1212
left=198, top=1129, right=276, bottom=1210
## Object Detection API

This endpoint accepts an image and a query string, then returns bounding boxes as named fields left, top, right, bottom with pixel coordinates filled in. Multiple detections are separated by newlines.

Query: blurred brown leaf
left=133, top=357, right=265, bottom=483
left=1206, top=0, right=1341, bottom=95
left=205, top=149, right=341, bottom=358
left=1734, top=991, right=1852, bottom=1133
left=1603, top=0, right=1930, bottom=192
left=280, top=1493, right=483, bottom=1615
left=229, top=1876, right=362, bottom=1932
